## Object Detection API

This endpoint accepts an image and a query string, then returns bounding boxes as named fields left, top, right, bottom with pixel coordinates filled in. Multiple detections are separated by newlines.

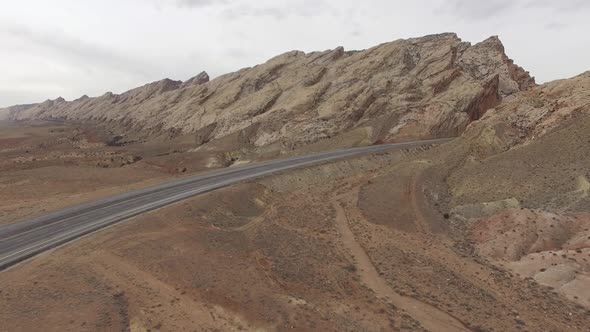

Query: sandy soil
left=438, top=112, right=590, bottom=311
left=1, top=141, right=588, bottom=331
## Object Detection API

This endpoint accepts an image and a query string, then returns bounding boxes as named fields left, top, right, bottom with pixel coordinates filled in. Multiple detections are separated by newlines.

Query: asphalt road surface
left=0, top=138, right=451, bottom=271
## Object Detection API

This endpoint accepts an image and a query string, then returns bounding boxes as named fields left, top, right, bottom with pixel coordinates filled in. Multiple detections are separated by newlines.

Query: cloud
left=443, top=0, right=517, bottom=19
left=0, top=21, right=173, bottom=105
left=176, top=0, right=230, bottom=8
left=222, top=0, right=335, bottom=20
left=1, top=22, right=154, bottom=79
left=149, top=0, right=231, bottom=11
left=0, top=89, right=52, bottom=108
left=443, top=0, right=590, bottom=20
left=544, top=22, right=568, bottom=30
left=524, top=0, right=590, bottom=12
left=225, top=48, right=254, bottom=59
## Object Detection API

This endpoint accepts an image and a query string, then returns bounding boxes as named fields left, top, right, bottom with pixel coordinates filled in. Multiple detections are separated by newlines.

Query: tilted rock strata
left=463, top=71, right=590, bottom=158
left=5, top=33, right=534, bottom=151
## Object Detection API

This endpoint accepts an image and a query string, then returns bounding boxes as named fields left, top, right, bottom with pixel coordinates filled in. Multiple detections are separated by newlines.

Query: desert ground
left=0, top=119, right=271, bottom=225
left=0, top=118, right=589, bottom=331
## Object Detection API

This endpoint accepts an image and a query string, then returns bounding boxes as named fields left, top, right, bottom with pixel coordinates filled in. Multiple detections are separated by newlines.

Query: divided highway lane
left=0, top=138, right=451, bottom=270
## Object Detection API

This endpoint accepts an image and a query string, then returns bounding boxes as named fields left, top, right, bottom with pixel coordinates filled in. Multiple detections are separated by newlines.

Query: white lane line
left=0, top=150, right=327, bottom=235
left=0, top=139, right=451, bottom=265
left=0, top=139, right=444, bottom=238
left=0, top=168, right=289, bottom=263
left=0, top=150, right=374, bottom=262
left=0, top=152, right=344, bottom=240
left=0, top=174, right=241, bottom=242
left=0, top=147, right=375, bottom=243
left=0, top=150, right=342, bottom=242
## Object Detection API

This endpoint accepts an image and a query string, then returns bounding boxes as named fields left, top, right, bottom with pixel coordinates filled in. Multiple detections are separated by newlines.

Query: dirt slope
left=2, top=151, right=588, bottom=332
left=413, top=72, right=590, bottom=311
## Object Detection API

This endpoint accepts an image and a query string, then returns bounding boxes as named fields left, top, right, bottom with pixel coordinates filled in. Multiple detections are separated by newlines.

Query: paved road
left=0, top=138, right=451, bottom=270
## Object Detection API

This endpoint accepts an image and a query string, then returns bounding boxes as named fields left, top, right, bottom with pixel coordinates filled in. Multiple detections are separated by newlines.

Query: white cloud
left=221, top=0, right=336, bottom=20
left=176, top=0, right=229, bottom=7
left=444, top=0, right=516, bottom=19
left=1, top=23, right=153, bottom=78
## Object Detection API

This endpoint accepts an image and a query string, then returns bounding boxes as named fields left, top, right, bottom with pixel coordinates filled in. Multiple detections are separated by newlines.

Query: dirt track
left=333, top=190, right=469, bottom=332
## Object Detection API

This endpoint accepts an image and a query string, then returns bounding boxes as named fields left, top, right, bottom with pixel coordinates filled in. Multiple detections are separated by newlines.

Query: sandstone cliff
left=4, top=33, right=534, bottom=152
left=462, top=70, right=590, bottom=158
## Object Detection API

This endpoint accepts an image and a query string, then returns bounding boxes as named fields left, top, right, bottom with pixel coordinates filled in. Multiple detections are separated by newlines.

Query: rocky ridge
left=4, top=33, right=534, bottom=153
left=464, top=71, right=590, bottom=154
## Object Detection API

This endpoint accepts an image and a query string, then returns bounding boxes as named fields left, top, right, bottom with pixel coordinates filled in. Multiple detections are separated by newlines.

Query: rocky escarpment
left=462, top=70, right=590, bottom=159
left=4, top=33, right=534, bottom=152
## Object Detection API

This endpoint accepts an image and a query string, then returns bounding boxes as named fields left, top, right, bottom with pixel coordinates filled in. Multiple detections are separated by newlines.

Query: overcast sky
left=1, top=0, right=589, bottom=107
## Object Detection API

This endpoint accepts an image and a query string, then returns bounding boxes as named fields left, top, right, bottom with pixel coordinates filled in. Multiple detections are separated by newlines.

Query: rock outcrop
left=463, top=70, right=590, bottom=158
left=3, top=33, right=534, bottom=152
left=179, top=71, right=210, bottom=89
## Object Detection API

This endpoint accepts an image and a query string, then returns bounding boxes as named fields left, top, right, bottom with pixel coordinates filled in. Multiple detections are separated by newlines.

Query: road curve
left=0, top=138, right=451, bottom=270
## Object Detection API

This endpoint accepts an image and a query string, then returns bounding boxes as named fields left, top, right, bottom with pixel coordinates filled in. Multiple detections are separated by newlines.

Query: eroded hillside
left=4, top=33, right=533, bottom=154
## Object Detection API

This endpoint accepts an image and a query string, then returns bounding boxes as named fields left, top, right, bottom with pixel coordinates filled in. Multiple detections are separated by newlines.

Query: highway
left=0, top=138, right=450, bottom=271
